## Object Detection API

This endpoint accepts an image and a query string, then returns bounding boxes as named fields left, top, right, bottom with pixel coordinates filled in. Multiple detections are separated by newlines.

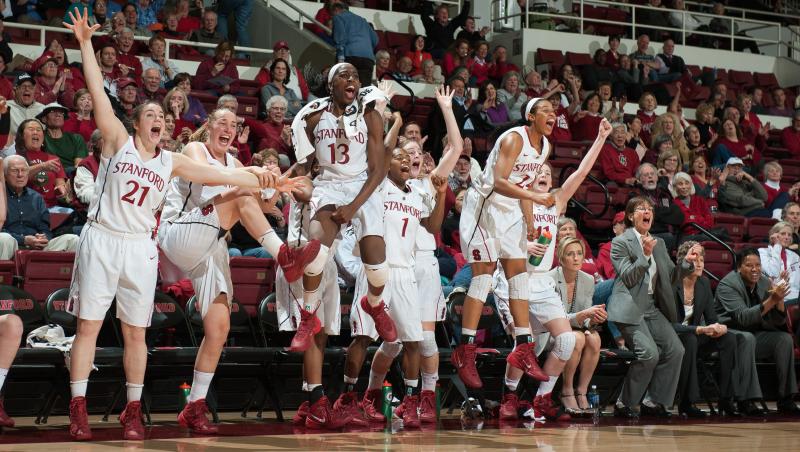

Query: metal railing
left=301, top=0, right=462, bottom=13
left=268, top=0, right=332, bottom=35
left=685, top=0, right=800, bottom=23
left=681, top=221, right=738, bottom=274
left=491, top=0, right=788, bottom=57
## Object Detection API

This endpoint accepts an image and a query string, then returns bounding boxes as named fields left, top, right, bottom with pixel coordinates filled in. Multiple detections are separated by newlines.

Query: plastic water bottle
left=381, top=381, right=393, bottom=424
left=179, top=382, right=191, bottom=409
left=588, top=385, right=600, bottom=425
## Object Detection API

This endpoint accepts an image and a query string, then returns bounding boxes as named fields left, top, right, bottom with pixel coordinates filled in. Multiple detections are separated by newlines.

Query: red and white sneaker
left=69, top=396, right=92, bottom=441
left=277, top=240, right=321, bottom=283
left=507, top=342, right=549, bottom=382
left=120, top=401, right=145, bottom=440
left=400, top=395, right=420, bottom=428
left=305, top=396, right=352, bottom=429
left=333, top=392, right=369, bottom=426
left=533, top=393, right=571, bottom=422
left=292, top=401, right=309, bottom=425
left=359, top=297, right=397, bottom=342
left=418, top=390, right=437, bottom=423
left=499, top=393, right=520, bottom=420
left=0, top=399, right=14, bottom=428
left=288, top=309, right=322, bottom=352
left=178, top=399, right=219, bottom=434
left=361, top=389, right=386, bottom=422
left=451, top=343, right=482, bottom=389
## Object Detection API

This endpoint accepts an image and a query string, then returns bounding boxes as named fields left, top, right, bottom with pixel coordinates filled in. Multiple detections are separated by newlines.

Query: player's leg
left=533, top=317, right=575, bottom=421
left=418, top=322, right=439, bottom=423
left=118, top=321, right=148, bottom=440
left=357, top=235, right=398, bottom=342
left=333, top=335, right=375, bottom=424
left=451, top=260, right=496, bottom=391
left=396, top=341, right=422, bottom=428
left=0, top=314, right=22, bottom=427
left=503, top=259, right=549, bottom=383
left=68, top=318, right=103, bottom=440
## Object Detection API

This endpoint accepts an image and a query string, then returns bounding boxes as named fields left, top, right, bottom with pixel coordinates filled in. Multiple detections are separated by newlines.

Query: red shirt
left=550, top=105, right=572, bottom=143
left=605, top=50, right=620, bottom=70
left=244, top=117, right=290, bottom=156
left=781, top=127, right=800, bottom=157
left=469, top=58, right=490, bottom=86
left=596, top=241, right=615, bottom=279
left=21, top=149, right=66, bottom=208
left=116, top=52, right=143, bottom=79
left=177, top=16, right=201, bottom=33
left=193, top=57, right=240, bottom=94
left=764, top=183, right=785, bottom=207
left=674, top=195, right=714, bottom=235
left=637, top=110, right=657, bottom=147
left=0, top=77, right=12, bottom=100
left=571, top=113, right=603, bottom=141
left=63, top=113, right=96, bottom=143
left=599, top=143, right=639, bottom=185
left=404, top=50, right=433, bottom=76
left=488, top=60, right=519, bottom=83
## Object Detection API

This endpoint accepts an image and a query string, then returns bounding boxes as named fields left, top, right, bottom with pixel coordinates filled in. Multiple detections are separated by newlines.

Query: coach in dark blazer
left=671, top=241, right=763, bottom=418
left=714, top=248, right=800, bottom=414
left=608, top=196, right=696, bottom=418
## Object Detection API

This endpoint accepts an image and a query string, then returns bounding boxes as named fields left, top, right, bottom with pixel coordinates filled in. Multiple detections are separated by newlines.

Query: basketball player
left=63, top=9, right=286, bottom=441
left=347, top=146, right=448, bottom=428
left=0, top=313, right=22, bottom=429
left=454, top=98, right=557, bottom=389
left=493, top=119, right=612, bottom=421
left=333, top=86, right=461, bottom=425
left=156, top=108, right=317, bottom=434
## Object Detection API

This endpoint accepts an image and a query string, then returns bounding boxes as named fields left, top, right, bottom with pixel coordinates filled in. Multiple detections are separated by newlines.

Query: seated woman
left=656, top=148, right=680, bottom=192
left=571, top=93, right=603, bottom=142
left=673, top=241, right=764, bottom=417
left=555, top=217, right=601, bottom=282
left=549, top=237, right=606, bottom=415
left=173, top=72, right=208, bottom=126
left=64, top=89, right=96, bottom=144
left=758, top=221, right=799, bottom=304
left=712, top=118, right=757, bottom=171
left=442, top=38, right=470, bottom=78
left=404, top=35, right=432, bottom=77
left=412, top=59, right=445, bottom=85
left=652, top=112, right=690, bottom=167
left=614, top=54, right=644, bottom=102
left=762, top=161, right=791, bottom=217
left=163, top=88, right=196, bottom=142
left=689, top=155, right=720, bottom=200
left=496, top=71, right=527, bottom=123
left=193, top=41, right=240, bottom=95
left=32, top=51, right=77, bottom=109
left=671, top=172, right=723, bottom=243
left=259, top=58, right=304, bottom=120
left=374, top=50, right=392, bottom=81
left=468, top=80, right=509, bottom=137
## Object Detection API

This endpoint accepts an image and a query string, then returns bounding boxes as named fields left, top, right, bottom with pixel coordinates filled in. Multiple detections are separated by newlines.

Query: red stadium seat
left=565, top=51, right=592, bottom=67
left=15, top=251, right=75, bottom=302
left=713, top=213, right=746, bottom=242
left=754, top=72, right=778, bottom=89
left=0, top=260, right=14, bottom=286
left=229, top=257, right=276, bottom=316
left=701, top=241, right=735, bottom=279
left=747, top=217, right=777, bottom=243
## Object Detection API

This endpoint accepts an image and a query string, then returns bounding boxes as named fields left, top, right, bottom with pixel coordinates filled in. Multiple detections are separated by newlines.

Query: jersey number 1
left=121, top=181, right=151, bottom=207
left=328, top=143, right=350, bottom=164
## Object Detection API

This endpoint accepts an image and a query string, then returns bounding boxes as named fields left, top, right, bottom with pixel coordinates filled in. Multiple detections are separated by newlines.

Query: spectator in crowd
left=782, top=202, right=800, bottom=254
left=174, top=0, right=201, bottom=34
left=216, top=0, right=253, bottom=48
left=638, top=0, right=672, bottom=41
left=65, top=0, right=95, bottom=25
left=750, top=86, right=767, bottom=114
left=669, top=0, right=704, bottom=39
left=689, top=154, right=720, bottom=200
left=413, top=58, right=444, bottom=85
left=374, top=49, right=392, bottom=81
left=718, top=157, right=771, bottom=217
left=122, top=3, right=151, bottom=37
left=767, top=88, right=793, bottom=117
left=608, top=196, right=695, bottom=418
left=115, top=78, right=138, bottom=117
left=96, top=44, right=125, bottom=94
left=101, top=11, right=125, bottom=34
left=38, top=103, right=87, bottom=173
left=308, top=0, right=335, bottom=45
left=468, top=80, right=509, bottom=135
left=405, top=35, right=432, bottom=77
left=442, top=38, right=470, bottom=78
left=605, top=35, right=621, bottom=69
left=671, top=171, right=720, bottom=241
left=46, top=39, right=85, bottom=91
left=193, top=41, right=240, bottom=95
left=598, top=83, right=623, bottom=123
left=580, top=49, right=613, bottom=92
left=571, top=93, right=603, bottom=142
left=523, top=70, right=543, bottom=97
left=420, top=1, right=471, bottom=59
left=654, top=38, right=685, bottom=84
left=763, top=161, right=790, bottom=215
left=672, top=241, right=762, bottom=418
left=260, top=58, right=304, bottom=120
left=759, top=221, right=799, bottom=304
left=0, top=155, right=78, bottom=258
left=173, top=72, right=207, bottom=126
left=12, top=119, right=67, bottom=210
left=0, top=55, right=11, bottom=100
left=636, top=92, right=658, bottom=147
left=684, top=124, right=711, bottom=160
left=138, top=68, right=165, bottom=104
left=548, top=237, right=604, bottom=415
left=469, top=41, right=490, bottom=86
left=631, top=34, right=664, bottom=83
left=652, top=113, right=689, bottom=165
left=332, top=2, right=378, bottom=86
left=625, top=115, right=649, bottom=160
left=497, top=71, right=527, bottom=123
left=114, top=28, right=144, bottom=77
left=713, top=118, right=756, bottom=169
left=64, top=89, right=95, bottom=143
left=140, top=35, right=179, bottom=87
left=629, top=163, right=684, bottom=250
left=135, top=0, right=164, bottom=30
left=694, top=102, right=718, bottom=151
left=487, top=45, right=519, bottom=84
left=73, top=129, right=102, bottom=208
left=597, top=211, right=626, bottom=281
left=7, top=75, right=44, bottom=137
left=546, top=89, right=573, bottom=144
left=255, top=41, right=311, bottom=102
left=456, top=16, right=488, bottom=47
left=245, top=95, right=292, bottom=158
left=189, top=10, right=223, bottom=55
left=737, top=93, right=767, bottom=142
left=781, top=110, right=800, bottom=157
left=391, top=56, right=414, bottom=82
left=600, top=122, right=640, bottom=187
left=615, top=54, right=644, bottom=102
left=448, top=154, right=471, bottom=192
left=715, top=248, right=800, bottom=414
left=31, top=51, right=76, bottom=109
left=556, top=217, right=602, bottom=282
left=708, top=2, right=761, bottom=54
left=163, top=88, right=194, bottom=142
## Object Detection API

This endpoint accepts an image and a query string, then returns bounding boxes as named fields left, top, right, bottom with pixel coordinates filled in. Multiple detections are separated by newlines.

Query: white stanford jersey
left=384, top=180, right=432, bottom=268
left=528, top=204, right=559, bottom=273
left=286, top=198, right=312, bottom=248
left=313, top=108, right=368, bottom=182
left=161, top=144, right=235, bottom=223
left=408, top=177, right=438, bottom=252
left=87, top=137, right=173, bottom=234
left=473, top=126, right=550, bottom=212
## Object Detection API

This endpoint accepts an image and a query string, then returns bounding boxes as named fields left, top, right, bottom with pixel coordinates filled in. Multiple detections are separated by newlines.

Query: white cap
left=726, top=157, right=744, bottom=166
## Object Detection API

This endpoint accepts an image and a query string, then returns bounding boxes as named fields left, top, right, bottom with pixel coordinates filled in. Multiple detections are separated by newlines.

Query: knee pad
left=507, top=273, right=528, bottom=300
left=364, top=261, right=389, bottom=288
left=303, top=244, right=330, bottom=277
left=552, top=332, right=577, bottom=360
left=466, top=274, right=492, bottom=302
left=421, top=331, right=438, bottom=358
left=378, top=340, right=403, bottom=359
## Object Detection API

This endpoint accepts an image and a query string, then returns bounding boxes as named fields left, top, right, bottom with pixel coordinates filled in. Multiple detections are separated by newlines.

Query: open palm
left=63, top=8, right=100, bottom=42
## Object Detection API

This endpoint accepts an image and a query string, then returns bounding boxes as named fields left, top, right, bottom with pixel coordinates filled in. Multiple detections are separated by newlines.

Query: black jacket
left=672, top=276, right=718, bottom=334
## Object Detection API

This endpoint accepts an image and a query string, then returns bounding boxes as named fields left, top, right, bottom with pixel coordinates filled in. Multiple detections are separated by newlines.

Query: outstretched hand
left=597, top=118, right=613, bottom=139
left=377, top=80, right=396, bottom=100
left=434, top=84, right=454, bottom=111
left=63, top=8, right=100, bottom=42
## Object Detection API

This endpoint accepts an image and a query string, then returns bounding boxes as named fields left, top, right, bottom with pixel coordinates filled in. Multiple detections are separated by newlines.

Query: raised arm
left=555, top=119, right=612, bottom=213
left=64, top=8, right=128, bottom=156
left=430, top=85, right=464, bottom=179
left=172, top=150, right=295, bottom=192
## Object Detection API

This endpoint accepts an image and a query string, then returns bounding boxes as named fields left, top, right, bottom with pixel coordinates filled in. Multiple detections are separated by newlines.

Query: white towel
left=291, top=86, right=389, bottom=164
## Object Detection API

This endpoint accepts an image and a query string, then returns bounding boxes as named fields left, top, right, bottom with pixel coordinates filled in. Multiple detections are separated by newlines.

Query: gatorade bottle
left=179, top=382, right=191, bottom=409
left=381, top=381, right=393, bottom=423
left=528, top=228, right=553, bottom=266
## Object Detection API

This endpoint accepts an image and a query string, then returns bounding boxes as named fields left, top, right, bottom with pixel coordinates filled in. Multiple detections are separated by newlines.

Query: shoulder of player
left=499, top=129, right=524, bottom=153
left=305, top=109, right=324, bottom=127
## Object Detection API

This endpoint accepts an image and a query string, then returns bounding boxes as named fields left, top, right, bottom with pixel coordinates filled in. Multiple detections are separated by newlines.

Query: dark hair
left=214, top=41, right=234, bottom=60
left=15, top=119, right=44, bottom=153
left=174, top=72, right=191, bottom=85
left=477, top=80, right=496, bottom=104
left=123, top=2, right=136, bottom=12
left=148, top=35, right=166, bottom=48
left=447, top=75, right=466, bottom=87
left=581, top=93, right=604, bottom=114
left=269, top=58, right=291, bottom=84
left=609, top=34, right=621, bottom=43
left=410, top=34, right=426, bottom=51
left=736, top=248, right=760, bottom=268
left=400, top=120, right=420, bottom=135
left=448, top=38, right=471, bottom=60
left=717, top=117, right=742, bottom=139
left=623, top=196, right=654, bottom=228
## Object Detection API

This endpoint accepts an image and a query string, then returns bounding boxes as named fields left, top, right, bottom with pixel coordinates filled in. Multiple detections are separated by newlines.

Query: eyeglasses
left=635, top=207, right=654, bottom=213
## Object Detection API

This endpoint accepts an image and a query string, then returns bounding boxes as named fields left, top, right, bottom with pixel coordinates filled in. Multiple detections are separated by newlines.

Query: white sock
left=504, top=376, right=520, bottom=392
left=307, top=383, right=321, bottom=392
left=513, top=327, right=531, bottom=337
left=126, top=382, right=144, bottom=402
left=259, top=229, right=283, bottom=257
left=462, top=328, right=477, bottom=337
left=404, top=378, right=418, bottom=395
left=301, top=381, right=309, bottom=392
left=0, top=368, right=7, bottom=392
left=344, top=376, right=358, bottom=385
left=421, top=372, right=438, bottom=392
left=188, top=370, right=214, bottom=402
left=366, top=290, right=382, bottom=307
left=367, top=370, right=387, bottom=391
left=303, top=287, right=323, bottom=313
left=70, top=379, right=88, bottom=398
left=642, top=397, right=658, bottom=408
left=536, top=376, right=559, bottom=396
